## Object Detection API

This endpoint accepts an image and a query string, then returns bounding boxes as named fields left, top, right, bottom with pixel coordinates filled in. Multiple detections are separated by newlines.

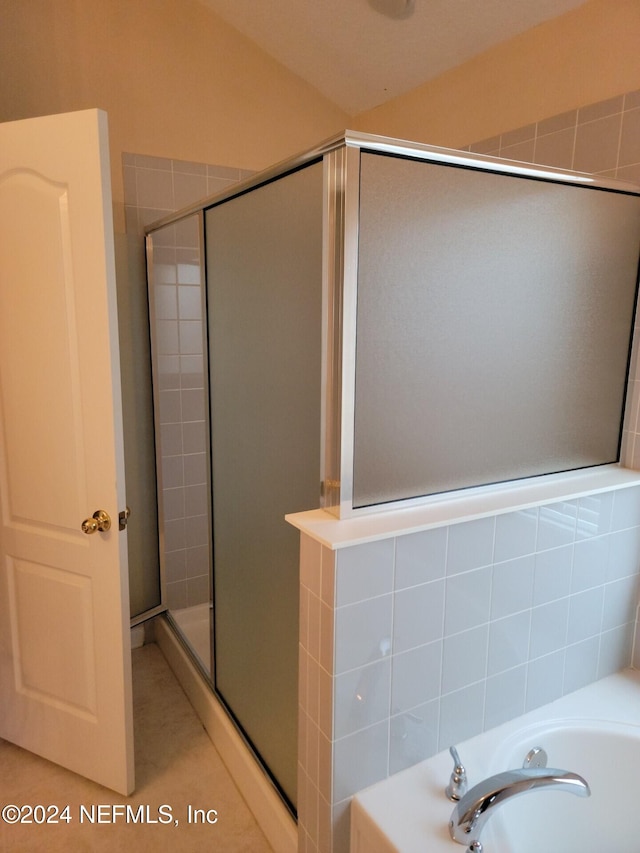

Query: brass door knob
left=81, top=510, right=112, bottom=535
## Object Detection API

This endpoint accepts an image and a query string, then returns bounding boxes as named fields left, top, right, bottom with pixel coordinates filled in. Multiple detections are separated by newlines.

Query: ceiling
left=197, top=0, right=588, bottom=115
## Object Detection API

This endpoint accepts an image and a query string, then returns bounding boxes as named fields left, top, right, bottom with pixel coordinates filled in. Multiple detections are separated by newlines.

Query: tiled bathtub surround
left=298, top=487, right=640, bottom=853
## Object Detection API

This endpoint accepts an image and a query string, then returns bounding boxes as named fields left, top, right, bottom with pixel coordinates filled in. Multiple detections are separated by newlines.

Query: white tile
left=178, top=285, right=203, bottom=319
left=300, top=534, right=322, bottom=595
left=299, top=647, right=310, bottom=713
left=484, top=665, right=526, bottom=730
left=494, top=509, right=538, bottom=562
left=610, top=485, right=640, bottom=530
left=490, top=556, right=534, bottom=620
left=320, top=601, right=334, bottom=674
left=576, top=492, right=614, bottom=539
left=185, top=514, right=209, bottom=547
left=164, top=549, right=186, bottom=583
left=598, top=622, right=634, bottom=677
left=177, top=260, right=202, bottom=285
left=336, top=539, right=394, bottom=606
left=607, top=526, right=640, bottom=580
left=179, top=320, right=203, bottom=355
left=162, top=487, right=184, bottom=521
left=487, top=611, right=531, bottom=676
left=158, top=389, right=181, bottom=424
left=529, top=599, right=569, bottom=659
left=334, top=595, right=393, bottom=674
left=567, top=587, right=604, bottom=644
left=318, top=668, right=333, bottom=740
left=393, top=580, right=445, bottom=652
left=163, top=518, right=186, bottom=551
left=537, top=502, right=577, bottom=551
left=185, top=483, right=208, bottom=517
left=160, top=422, right=182, bottom=456
left=394, top=527, right=446, bottom=589
left=563, top=637, right=599, bottom=694
left=525, top=650, right=565, bottom=712
left=447, top=517, right=495, bottom=575
left=186, top=573, right=209, bottom=606
left=438, top=681, right=485, bottom=751
left=186, top=544, right=210, bottom=576
left=533, top=545, right=572, bottom=605
left=391, top=641, right=442, bottom=712
left=299, top=588, right=310, bottom=653
left=334, top=659, right=391, bottom=739
left=173, top=171, right=208, bottom=210
left=165, top=580, right=188, bottom=610
left=180, top=355, right=205, bottom=389
left=161, top=454, right=184, bottom=489
left=571, top=535, right=609, bottom=592
left=156, top=319, right=180, bottom=354
left=320, top=547, right=336, bottom=608
left=154, top=283, right=178, bottom=318
left=441, top=625, right=488, bottom=694
left=136, top=167, right=174, bottom=209
left=602, top=575, right=639, bottom=630
left=307, top=590, right=321, bottom=663
left=307, top=656, right=320, bottom=725
left=389, top=699, right=439, bottom=774
left=183, top=452, right=207, bottom=486
left=182, top=420, right=206, bottom=453
left=157, top=355, right=180, bottom=389
left=333, top=721, right=389, bottom=802
left=445, top=567, right=492, bottom=634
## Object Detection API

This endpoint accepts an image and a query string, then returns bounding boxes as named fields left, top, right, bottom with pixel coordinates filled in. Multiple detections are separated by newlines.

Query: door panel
left=0, top=110, right=134, bottom=795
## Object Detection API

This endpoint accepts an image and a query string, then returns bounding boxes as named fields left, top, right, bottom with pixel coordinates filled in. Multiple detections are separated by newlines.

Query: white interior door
left=0, top=110, right=134, bottom=795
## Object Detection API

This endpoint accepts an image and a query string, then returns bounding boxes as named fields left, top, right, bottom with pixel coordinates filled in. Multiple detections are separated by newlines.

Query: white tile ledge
left=285, top=464, right=640, bottom=549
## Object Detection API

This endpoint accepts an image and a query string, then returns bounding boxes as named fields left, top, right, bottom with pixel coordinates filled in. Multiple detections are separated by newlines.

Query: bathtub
left=351, top=668, right=640, bottom=853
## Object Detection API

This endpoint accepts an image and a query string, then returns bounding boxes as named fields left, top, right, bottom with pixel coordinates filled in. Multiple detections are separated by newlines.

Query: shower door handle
left=81, top=510, right=112, bottom=535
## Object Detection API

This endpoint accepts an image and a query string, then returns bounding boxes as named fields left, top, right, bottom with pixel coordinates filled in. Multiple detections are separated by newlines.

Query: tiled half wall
left=298, top=489, right=640, bottom=852
left=297, top=86, right=640, bottom=853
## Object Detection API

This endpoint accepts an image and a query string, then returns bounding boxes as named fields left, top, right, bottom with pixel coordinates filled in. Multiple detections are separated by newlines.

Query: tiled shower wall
left=123, top=154, right=253, bottom=610
left=465, top=88, right=640, bottom=183
left=297, top=86, right=640, bottom=853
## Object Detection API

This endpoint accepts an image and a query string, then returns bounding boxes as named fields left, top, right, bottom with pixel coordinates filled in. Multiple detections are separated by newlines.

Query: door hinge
left=119, top=506, right=131, bottom=531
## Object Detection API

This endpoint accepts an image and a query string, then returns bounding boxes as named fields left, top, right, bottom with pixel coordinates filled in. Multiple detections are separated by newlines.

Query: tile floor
left=0, top=643, right=274, bottom=852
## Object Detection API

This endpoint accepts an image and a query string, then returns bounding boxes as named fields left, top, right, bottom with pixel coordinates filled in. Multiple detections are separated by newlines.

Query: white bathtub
left=351, top=669, right=640, bottom=853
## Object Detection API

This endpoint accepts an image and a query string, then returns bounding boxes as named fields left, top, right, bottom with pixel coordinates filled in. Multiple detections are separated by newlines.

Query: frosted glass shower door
left=205, top=162, right=324, bottom=809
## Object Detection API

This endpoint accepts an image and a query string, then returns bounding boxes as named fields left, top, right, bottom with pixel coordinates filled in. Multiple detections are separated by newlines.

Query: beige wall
left=4, top=0, right=640, bottom=219
left=353, top=0, right=640, bottom=148
left=1, top=0, right=348, bottom=228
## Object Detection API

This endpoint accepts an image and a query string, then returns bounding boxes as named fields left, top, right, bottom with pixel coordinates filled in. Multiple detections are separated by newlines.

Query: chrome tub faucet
left=446, top=747, right=590, bottom=852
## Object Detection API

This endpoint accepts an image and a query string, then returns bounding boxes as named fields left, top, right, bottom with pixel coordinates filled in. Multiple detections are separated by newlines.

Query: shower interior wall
left=127, top=84, right=640, bottom=853
left=123, top=155, right=255, bottom=616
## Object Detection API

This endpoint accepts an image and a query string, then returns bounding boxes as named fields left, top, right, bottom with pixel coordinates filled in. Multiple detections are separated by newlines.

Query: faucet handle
left=523, top=746, right=548, bottom=769
left=445, top=745, right=467, bottom=801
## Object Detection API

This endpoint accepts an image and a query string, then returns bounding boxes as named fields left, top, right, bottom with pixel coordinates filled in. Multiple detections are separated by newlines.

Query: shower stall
left=145, top=130, right=640, bottom=821
left=146, top=160, right=324, bottom=813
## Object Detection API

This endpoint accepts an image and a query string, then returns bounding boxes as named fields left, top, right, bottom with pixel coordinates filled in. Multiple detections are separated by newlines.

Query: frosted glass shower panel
left=205, top=162, right=324, bottom=810
left=353, top=152, right=640, bottom=508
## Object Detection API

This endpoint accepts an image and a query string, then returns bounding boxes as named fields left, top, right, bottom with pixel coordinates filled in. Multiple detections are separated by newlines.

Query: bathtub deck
left=351, top=668, right=640, bottom=853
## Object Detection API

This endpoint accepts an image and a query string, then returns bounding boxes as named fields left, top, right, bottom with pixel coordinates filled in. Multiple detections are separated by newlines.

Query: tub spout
left=449, top=766, right=590, bottom=846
